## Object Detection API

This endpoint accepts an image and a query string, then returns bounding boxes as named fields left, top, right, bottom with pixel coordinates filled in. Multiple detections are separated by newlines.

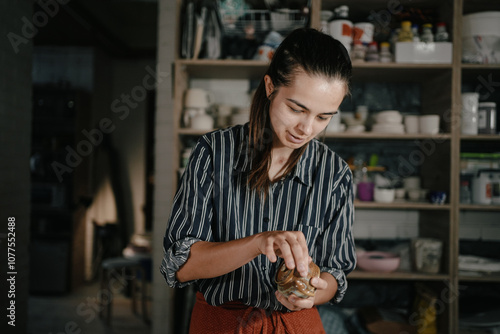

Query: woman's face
left=265, top=70, right=346, bottom=152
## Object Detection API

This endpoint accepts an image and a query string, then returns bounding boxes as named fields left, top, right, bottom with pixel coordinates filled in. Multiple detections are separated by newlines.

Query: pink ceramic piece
left=357, top=251, right=400, bottom=272
left=275, top=261, right=320, bottom=299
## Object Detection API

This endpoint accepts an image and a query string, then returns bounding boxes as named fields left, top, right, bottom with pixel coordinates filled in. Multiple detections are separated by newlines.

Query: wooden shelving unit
left=171, top=0, right=500, bottom=332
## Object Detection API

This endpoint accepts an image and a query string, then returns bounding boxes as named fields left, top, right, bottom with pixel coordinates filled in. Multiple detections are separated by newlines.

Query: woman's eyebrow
left=287, top=98, right=309, bottom=110
left=286, top=98, right=337, bottom=115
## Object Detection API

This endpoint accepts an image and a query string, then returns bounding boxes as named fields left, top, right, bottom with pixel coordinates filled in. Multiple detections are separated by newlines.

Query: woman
left=161, top=28, right=356, bottom=333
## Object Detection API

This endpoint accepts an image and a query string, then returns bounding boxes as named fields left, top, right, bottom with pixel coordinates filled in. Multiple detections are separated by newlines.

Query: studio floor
left=27, top=281, right=152, bottom=334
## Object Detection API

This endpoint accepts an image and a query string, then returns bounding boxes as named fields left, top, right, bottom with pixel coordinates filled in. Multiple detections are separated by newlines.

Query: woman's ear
left=264, top=75, right=274, bottom=98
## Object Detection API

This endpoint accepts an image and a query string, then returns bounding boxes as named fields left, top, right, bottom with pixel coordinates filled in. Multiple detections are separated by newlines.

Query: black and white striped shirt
left=160, top=123, right=356, bottom=311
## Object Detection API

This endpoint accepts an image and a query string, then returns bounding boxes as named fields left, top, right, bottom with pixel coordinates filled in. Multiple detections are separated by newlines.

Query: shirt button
left=263, top=217, right=269, bottom=223
left=261, top=266, right=267, bottom=271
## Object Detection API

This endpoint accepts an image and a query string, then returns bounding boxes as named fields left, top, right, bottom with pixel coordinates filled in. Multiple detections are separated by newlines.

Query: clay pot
left=275, top=260, right=320, bottom=299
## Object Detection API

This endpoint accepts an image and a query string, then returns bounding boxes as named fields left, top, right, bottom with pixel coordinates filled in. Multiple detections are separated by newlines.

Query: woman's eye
left=318, top=115, right=330, bottom=121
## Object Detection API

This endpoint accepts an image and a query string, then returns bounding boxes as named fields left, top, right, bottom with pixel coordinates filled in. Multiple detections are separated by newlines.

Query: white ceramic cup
left=404, top=176, right=421, bottom=190
left=374, top=187, right=395, bottom=203
left=190, top=112, right=214, bottom=130
left=404, top=115, right=420, bottom=134
left=184, top=88, right=214, bottom=109
left=419, top=115, right=440, bottom=134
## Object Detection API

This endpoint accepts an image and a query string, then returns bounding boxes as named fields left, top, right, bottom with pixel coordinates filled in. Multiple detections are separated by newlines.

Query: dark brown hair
left=247, top=28, right=352, bottom=195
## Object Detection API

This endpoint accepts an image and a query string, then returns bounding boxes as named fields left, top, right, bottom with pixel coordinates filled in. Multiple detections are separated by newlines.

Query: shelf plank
left=176, top=59, right=454, bottom=80
left=323, top=132, right=451, bottom=140
left=178, top=128, right=452, bottom=141
left=461, top=64, right=500, bottom=70
left=355, top=200, right=451, bottom=210
left=349, top=270, right=450, bottom=281
left=460, top=134, right=500, bottom=141
left=176, top=59, right=268, bottom=79
left=459, top=274, right=500, bottom=282
left=459, top=204, right=500, bottom=211
left=353, top=62, right=453, bottom=69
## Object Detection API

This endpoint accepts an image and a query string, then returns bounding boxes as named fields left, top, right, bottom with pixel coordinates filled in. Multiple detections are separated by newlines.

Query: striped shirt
left=160, top=123, right=356, bottom=311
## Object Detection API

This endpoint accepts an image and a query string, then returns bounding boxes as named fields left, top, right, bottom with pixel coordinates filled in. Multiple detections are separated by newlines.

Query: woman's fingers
left=258, top=231, right=310, bottom=277
left=274, top=291, right=314, bottom=311
left=310, top=276, right=328, bottom=290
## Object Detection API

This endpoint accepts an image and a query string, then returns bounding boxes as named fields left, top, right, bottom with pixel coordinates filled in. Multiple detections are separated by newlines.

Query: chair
left=98, top=257, right=149, bottom=325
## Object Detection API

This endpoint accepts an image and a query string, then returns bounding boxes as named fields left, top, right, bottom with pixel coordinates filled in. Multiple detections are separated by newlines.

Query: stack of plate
left=371, top=110, right=405, bottom=134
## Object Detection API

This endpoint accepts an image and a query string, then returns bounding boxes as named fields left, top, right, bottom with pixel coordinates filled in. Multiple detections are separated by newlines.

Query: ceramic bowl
left=357, top=251, right=400, bottom=272
left=375, top=110, right=403, bottom=124
left=275, top=260, right=320, bottom=299
left=374, top=187, right=395, bottom=203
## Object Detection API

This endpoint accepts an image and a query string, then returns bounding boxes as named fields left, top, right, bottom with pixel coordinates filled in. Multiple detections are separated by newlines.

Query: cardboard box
left=395, top=42, right=453, bottom=64
left=359, top=307, right=417, bottom=334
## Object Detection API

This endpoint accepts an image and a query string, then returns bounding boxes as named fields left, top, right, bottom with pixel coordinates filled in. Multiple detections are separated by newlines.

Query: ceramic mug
left=404, top=115, right=420, bottom=134
left=190, top=112, right=214, bottom=130
left=184, top=88, right=214, bottom=109
left=419, top=115, right=440, bottom=134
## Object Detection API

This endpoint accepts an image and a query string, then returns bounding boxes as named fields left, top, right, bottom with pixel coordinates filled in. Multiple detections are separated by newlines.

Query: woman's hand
left=256, top=231, right=310, bottom=277
left=274, top=276, right=329, bottom=311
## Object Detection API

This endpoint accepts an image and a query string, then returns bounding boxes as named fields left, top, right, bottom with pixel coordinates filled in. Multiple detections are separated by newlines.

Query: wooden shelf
left=350, top=270, right=450, bottom=281
left=176, top=59, right=454, bottom=81
left=355, top=200, right=451, bottom=210
left=459, top=204, right=500, bottom=211
left=176, top=59, right=268, bottom=79
left=323, top=132, right=452, bottom=140
left=460, top=134, right=500, bottom=141
left=459, top=274, right=500, bottom=282
left=461, top=64, right=500, bottom=70
left=178, top=127, right=452, bottom=141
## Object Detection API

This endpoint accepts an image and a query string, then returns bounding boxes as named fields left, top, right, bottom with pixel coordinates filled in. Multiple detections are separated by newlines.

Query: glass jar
left=379, top=42, right=392, bottom=63
left=435, top=22, right=449, bottom=42
left=478, top=102, right=497, bottom=134
left=461, top=92, right=480, bottom=135
left=398, top=21, right=413, bottom=42
left=421, top=24, right=434, bottom=42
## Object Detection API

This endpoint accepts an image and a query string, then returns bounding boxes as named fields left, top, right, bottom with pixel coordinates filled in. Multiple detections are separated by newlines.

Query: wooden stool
left=99, top=257, right=149, bottom=325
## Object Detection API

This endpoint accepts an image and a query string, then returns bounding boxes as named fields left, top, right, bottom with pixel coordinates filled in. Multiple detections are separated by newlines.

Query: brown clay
left=275, top=260, right=320, bottom=298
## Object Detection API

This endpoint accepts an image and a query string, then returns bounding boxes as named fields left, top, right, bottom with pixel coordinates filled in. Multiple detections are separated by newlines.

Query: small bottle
left=379, top=42, right=392, bottom=63
left=421, top=23, right=434, bottom=43
left=412, top=24, right=420, bottom=42
left=460, top=180, right=472, bottom=204
left=365, top=42, right=379, bottom=62
left=435, top=22, right=449, bottom=42
left=398, top=21, right=414, bottom=42
left=351, top=40, right=366, bottom=63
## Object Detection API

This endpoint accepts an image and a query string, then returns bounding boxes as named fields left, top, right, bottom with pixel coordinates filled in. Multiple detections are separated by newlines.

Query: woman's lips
left=286, top=131, right=306, bottom=144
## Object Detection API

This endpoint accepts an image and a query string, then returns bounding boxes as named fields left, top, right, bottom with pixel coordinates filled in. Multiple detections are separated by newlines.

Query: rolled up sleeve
left=160, top=237, right=200, bottom=288
left=160, top=138, right=215, bottom=288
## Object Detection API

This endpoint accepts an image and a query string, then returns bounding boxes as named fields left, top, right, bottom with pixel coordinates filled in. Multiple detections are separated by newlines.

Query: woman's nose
left=296, top=117, right=314, bottom=136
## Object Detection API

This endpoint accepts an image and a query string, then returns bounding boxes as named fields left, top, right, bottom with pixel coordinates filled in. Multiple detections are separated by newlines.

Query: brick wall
left=0, top=1, right=33, bottom=333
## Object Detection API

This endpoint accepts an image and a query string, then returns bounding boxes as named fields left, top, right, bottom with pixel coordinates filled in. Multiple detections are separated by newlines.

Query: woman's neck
left=268, top=147, right=294, bottom=181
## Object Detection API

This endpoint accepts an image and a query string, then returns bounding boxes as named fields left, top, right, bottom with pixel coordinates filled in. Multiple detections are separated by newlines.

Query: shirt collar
left=233, top=124, right=314, bottom=187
